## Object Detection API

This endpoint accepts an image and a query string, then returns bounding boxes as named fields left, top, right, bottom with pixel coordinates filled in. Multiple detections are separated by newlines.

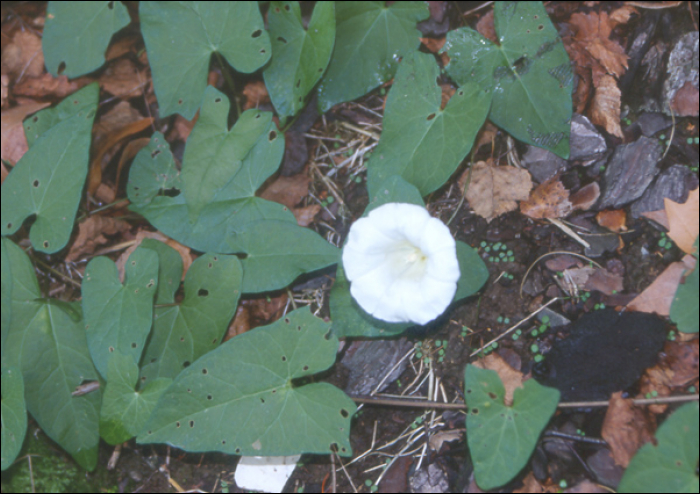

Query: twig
left=548, top=218, right=591, bottom=249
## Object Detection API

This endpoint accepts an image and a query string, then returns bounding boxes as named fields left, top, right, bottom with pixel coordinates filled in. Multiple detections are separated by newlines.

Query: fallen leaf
left=1, top=30, right=45, bottom=79
left=639, top=339, right=699, bottom=414
left=665, top=188, right=699, bottom=254
left=463, top=160, right=532, bottom=223
left=225, top=305, right=251, bottom=341
left=1, top=100, right=51, bottom=164
left=1, top=75, right=8, bottom=108
left=513, top=472, right=544, bottom=494
left=89, top=102, right=153, bottom=197
left=419, top=37, right=445, bottom=53
left=670, top=80, right=699, bottom=117
left=99, top=58, right=146, bottom=98
left=641, top=209, right=670, bottom=230
left=472, top=353, right=523, bottom=406
left=602, top=392, right=656, bottom=468
left=65, top=216, right=131, bottom=262
left=597, top=209, right=627, bottom=232
left=259, top=173, right=311, bottom=209
left=627, top=254, right=697, bottom=315
left=583, top=267, right=624, bottom=295
left=244, top=293, right=288, bottom=327
left=12, top=73, right=86, bottom=98
left=520, top=176, right=572, bottom=219
left=590, top=74, right=623, bottom=138
left=428, top=429, right=462, bottom=453
left=292, top=204, right=321, bottom=227
left=568, top=11, right=630, bottom=82
left=105, top=34, right=141, bottom=62
left=242, top=80, right=270, bottom=111
left=570, top=182, right=600, bottom=211
left=114, top=137, right=152, bottom=194
left=116, top=230, right=192, bottom=282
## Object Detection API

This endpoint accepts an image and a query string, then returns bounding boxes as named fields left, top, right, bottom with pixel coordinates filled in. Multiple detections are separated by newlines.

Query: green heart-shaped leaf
left=367, top=51, right=491, bottom=197
left=619, top=401, right=699, bottom=493
left=443, top=1, right=573, bottom=158
left=317, top=1, right=428, bottom=112
left=139, top=252, right=242, bottom=385
left=264, top=1, right=335, bottom=118
left=670, top=237, right=699, bottom=333
left=100, top=353, right=171, bottom=446
left=43, top=1, right=131, bottom=77
left=82, top=247, right=159, bottom=380
left=140, top=1, right=270, bottom=119
left=2, top=240, right=100, bottom=471
left=1, top=83, right=98, bottom=253
left=464, top=365, right=560, bottom=491
left=138, top=307, right=356, bottom=457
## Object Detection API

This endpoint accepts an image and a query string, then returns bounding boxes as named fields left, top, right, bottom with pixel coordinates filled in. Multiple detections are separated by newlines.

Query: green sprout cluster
left=658, top=232, right=674, bottom=251
left=480, top=241, right=515, bottom=263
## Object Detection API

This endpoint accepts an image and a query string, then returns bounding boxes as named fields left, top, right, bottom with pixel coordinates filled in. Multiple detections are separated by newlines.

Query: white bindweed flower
left=342, top=202, right=460, bottom=325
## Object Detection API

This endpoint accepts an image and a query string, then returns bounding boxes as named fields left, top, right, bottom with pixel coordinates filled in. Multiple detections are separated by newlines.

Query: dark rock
left=598, top=136, right=662, bottom=210
left=587, top=448, right=625, bottom=488
left=522, top=145, right=568, bottom=182
left=341, top=338, right=413, bottom=396
left=570, top=114, right=607, bottom=163
left=417, top=1, right=450, bottom=37
left=409, top=463, right=449, bottom=493
left=663, top=32, right=699, bottom=117
left=634, top=111, right=673, bottom=137
left=280, top=131, right=309, bottom=176
left=535, top=309, right=668, bottom=401
left=631, top=164, right=700, bottom=218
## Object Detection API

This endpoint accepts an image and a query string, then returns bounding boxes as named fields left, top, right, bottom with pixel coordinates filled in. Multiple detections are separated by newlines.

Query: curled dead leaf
left=463, top=160, right=532, bottom=223
left=602, top=392, right=655, bottom=468
left=520, top=176, right=572, bottom=219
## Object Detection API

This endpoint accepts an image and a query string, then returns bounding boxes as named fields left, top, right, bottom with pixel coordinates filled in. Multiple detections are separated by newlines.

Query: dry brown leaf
left=242, top=80, right=270, bottom=110
left=1, top=75, right=8, bottom=108
left=590, top=74, right=623, bottom=138
left=225, top=305, right=251, bottom=341
left=568, top=11, right=629, bottom=82
left=419, top=37, right=446, bottom=53
left=12, top=73, right=86, bottom=98
left=602, top=392, right=656, bottom=468
left=440, top=83, right=455, bottom=110
left=627, top=254, right=696, bottom=315
left=105, top=34, right=141, bottom=62
left=475, top=9, right=497, bottom=43
left=259, top=173, right=311, bottom=209
left=596, top=209, right=627, bottom=232
left=65, top=216, right=131, bottom=262
left=115, top=137, right=152, bottom=193
left=244, top=293, right=288, bottom=327
left=665, top=188, right=699, bottom=255
left=428, top=429, right=462, bottom=453
left=99, top=58, right=146, bottom=98
left=292, top=204, right=321, bottom=227
left=89, top=103, right=153, bottom=197
left=472, top=353, right=523, bottom=406
left=1, top=30, right=45, bottom=80
left=1, top=100, right=51, bottom=165
left=116, top=230, right=192, bottom=282
left=463, top=160, right=532, bottom=223
left=513, top=472, right=544, bottom=494
left=639, top=340, right=699, bottom=414
left=520, top=176, right=572, bottom=219
left=570, top=182, right=600, bottom=211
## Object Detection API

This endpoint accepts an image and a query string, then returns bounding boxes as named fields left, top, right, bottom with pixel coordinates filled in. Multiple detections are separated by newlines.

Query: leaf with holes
left=331, top=176, right=487, bottom=338
left=366, top=51, right=491, bottom=197
left=1, top=83, right=98, bottom=253
left=464, top=365, right=560, bottom=491
left=443, top=1, right=573, bottom=158
left=100, top=353, right=171, bottom=446
left=139, top=238, right=184, bottom=305
left=126, top=132, right=181, bottom=208
left=317, top=1, right=429, bottom=112
left=43, top=1, right=131, bottom=78
left=264, top=1, right=335, bottom=118
left=670, top=237, right=699, bottom=334
left=1, top=367, right=26, bottom=471
left=139, top=253, right=242, bottom=385
left=138, top=307, right=356, bottom=457
left=128, top=87, right=338, bottom=293
left=1, top=239, right=100, bottom=471
left=140, top=1, right=270, bottom=119
left=82, top=247, right=159, bottom=380
left=618, top=401, right=699, bottom=493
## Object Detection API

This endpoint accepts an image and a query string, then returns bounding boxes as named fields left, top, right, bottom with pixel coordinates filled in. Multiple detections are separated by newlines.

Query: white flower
left=342, top=202, right=460, bottom=325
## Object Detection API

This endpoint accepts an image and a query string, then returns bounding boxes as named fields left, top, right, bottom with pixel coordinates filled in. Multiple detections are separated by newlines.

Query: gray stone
left=521, top=145, right=568, bottom=182
left=598, top=136, right=662, bottom=209
left=663, top=31, right=699, bottom=117
left=631, top=164, right=700, bottom=218
left=569, top=114, right=607, bottom=162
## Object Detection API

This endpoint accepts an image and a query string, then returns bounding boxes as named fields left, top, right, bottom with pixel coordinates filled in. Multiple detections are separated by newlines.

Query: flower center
left=389, top=241, right=428, bottom=281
